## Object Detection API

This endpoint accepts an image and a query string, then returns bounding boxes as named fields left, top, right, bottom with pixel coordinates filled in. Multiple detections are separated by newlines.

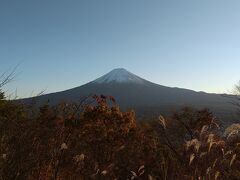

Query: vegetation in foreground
left=0, top=91, right=240, bottom=179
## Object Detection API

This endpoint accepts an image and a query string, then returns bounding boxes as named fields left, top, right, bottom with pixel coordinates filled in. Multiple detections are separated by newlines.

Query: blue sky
left=1, top=0, right=240, bottom=98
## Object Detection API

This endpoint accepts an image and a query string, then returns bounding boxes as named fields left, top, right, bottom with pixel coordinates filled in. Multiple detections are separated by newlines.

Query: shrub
left=0, top=95, right=240, bottom=179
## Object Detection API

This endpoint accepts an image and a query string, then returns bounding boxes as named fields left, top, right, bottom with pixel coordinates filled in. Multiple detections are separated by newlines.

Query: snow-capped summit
left=92, top=68, right=146, bottom=84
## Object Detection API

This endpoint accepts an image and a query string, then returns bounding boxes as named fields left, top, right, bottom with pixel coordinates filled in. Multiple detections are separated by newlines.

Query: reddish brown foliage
left=0, top=95, right=240, bottom=179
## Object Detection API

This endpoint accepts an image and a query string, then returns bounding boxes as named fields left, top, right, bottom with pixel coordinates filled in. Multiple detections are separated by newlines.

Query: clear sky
left=1, top=0, right=240, bottom=98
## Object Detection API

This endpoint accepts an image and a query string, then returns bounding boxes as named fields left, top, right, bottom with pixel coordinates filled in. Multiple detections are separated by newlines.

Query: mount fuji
left=21, top=68, right=237, bottom=124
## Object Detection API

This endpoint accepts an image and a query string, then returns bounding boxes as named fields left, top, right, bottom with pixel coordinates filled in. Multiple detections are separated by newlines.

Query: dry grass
left=0, top=95, right=240, bottom=179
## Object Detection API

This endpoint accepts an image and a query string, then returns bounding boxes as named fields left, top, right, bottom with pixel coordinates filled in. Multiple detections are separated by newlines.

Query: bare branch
left=0, top=64, right=19, bottom=89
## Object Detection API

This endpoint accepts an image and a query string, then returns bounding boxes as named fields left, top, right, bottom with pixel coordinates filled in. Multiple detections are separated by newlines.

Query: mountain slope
left=21, top=68, right=238, bottom=124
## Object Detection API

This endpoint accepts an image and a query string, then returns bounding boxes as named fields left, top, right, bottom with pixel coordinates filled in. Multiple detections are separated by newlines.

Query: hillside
left=21, top=68, right=238, bottom=125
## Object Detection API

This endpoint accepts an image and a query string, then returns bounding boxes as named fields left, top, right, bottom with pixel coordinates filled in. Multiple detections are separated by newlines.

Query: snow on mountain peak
left=93, top=68, right=146, bottom=84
